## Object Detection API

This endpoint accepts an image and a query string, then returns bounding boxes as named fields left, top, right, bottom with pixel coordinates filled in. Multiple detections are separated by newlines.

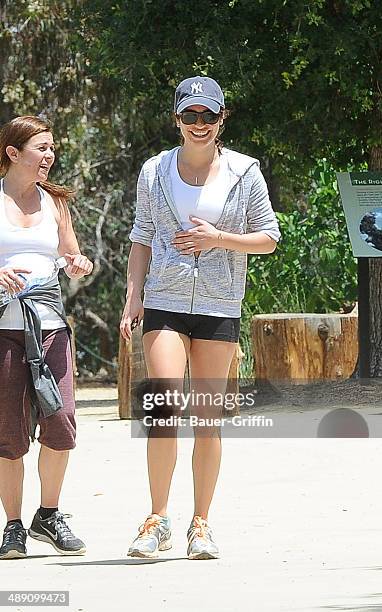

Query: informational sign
left=336, top=172, right=382, bottom=257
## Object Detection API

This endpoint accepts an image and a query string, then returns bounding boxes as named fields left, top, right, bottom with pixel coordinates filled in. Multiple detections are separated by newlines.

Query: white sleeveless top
left=170, top=151, right=232, bottom=230
left=0, top=179, right=66, bottom=330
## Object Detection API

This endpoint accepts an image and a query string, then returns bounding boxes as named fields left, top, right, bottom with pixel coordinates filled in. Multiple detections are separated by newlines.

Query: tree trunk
left=368, top=145, right=382, bottom=376
left=252, top=313, right=358, bottom=381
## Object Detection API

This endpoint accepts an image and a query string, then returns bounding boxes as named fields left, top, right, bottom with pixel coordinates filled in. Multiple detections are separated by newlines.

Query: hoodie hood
left=157, top=146, right=259, bottom=179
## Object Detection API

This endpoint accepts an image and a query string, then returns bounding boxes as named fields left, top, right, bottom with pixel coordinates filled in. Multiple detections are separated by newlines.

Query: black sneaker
left=0, top=523, right=27, bottom=559
left=28, top=511, right=86, bottom=555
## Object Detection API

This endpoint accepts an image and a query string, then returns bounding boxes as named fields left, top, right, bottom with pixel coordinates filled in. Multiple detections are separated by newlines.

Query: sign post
left=357, top=258, right=370, bottom=378
left=337, top=172, right=382, bottom=379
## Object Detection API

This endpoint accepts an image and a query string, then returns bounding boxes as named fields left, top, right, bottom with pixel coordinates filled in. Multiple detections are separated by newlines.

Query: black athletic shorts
left=142, top=308, right=240, bottom=342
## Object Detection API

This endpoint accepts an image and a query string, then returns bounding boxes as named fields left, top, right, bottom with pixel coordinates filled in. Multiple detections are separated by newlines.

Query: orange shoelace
left=138, top=515, right=161, bottom=537
left=191, top=515, right=209, bottom=540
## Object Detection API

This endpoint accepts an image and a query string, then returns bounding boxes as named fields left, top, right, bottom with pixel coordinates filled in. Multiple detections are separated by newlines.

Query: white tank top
left=0, top=178, right=66, bottom=330
left=170, top=151, right=232, bottom=230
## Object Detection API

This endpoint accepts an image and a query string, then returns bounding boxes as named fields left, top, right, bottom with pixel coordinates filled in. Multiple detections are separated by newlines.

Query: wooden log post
left=118, top=328, right=243, bottom=419
left=118, top=324, right=148, bottom=419
left=251, top=313, right=358, bottom=382
left=223, top=344, right=244, bottom=416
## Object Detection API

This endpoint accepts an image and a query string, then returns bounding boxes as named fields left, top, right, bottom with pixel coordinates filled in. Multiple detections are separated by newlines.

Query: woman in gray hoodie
left=120, top=76, right=281, bottom=560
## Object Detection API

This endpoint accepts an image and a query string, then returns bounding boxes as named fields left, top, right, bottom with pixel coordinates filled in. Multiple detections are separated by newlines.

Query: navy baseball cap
left=174, top=76, right=225, bottom=114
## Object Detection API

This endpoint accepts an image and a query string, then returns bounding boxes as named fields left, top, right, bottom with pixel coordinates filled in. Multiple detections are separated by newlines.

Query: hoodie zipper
left=158, top=174, right=198, bottom=309
left=158, top=152, right=254, bottom=313
left=190, top=253, right=200, bottom=313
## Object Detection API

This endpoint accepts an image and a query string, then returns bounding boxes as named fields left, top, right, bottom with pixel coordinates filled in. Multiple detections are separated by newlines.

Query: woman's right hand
left=120, top=297, right=144, bottom=342
left=0, top=267, right=31, bottom=295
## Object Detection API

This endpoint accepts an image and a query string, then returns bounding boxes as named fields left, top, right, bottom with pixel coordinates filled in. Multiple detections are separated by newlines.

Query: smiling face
left=176, top=104, right=223, bottom=149
left=6, top=131, right=55, bottom=181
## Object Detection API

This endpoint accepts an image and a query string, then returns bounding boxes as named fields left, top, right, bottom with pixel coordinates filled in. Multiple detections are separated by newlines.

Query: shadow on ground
left=50, top=557, right=186, bottom=566
left=76, top=399, right=118, bottom=410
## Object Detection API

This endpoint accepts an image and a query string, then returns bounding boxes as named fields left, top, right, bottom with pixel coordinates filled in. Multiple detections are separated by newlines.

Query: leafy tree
left=77, top=0, right=382, bottom=374
left=2, top=0, right=380, bottom=375
left=0, top=0, right=136, bottom=377
left=77, top=0, right=381, bottom=184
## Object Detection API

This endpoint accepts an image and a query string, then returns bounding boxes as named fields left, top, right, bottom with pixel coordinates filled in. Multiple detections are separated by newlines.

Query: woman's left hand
left=64, top=253, right=93, bottom=279
left=172, top=216, right=220, bottom=254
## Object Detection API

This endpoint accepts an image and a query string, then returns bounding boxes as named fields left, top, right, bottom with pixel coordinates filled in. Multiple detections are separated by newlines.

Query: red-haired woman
left=0, top=116, right=93, bottom=559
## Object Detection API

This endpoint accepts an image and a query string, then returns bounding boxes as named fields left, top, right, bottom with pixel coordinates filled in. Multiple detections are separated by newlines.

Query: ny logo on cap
left=191, top=81, right=203, bottom=94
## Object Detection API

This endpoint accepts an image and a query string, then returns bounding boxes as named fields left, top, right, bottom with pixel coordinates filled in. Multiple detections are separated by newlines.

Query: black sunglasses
left=179, top=110, right=221, bottom=125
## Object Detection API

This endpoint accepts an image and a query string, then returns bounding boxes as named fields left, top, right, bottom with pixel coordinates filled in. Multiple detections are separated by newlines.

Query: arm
left=120, top=243, right=151, bottom=341
left=128, top=164, right=155, bottom=248
left=0, top=266, right=32, bottom=294
left=126, top=242, right=152, bottom=301
left=243, top=165, right=281, bottom=251
left=173, top=220, right=276, bottom=254
left=214, top=230, right=276, bottom=254
left=173, top=166, right=281, bottom=255
left=120, top=163, right=155, bottom=340
left=220, top=167, right=280, bottom=253
left=57, top=199, right=93, bottom=278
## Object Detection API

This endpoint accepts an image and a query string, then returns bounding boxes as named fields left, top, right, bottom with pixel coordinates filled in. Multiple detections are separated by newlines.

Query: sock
left=6, top=519, right=23, bottom=528
left=39, top=506, right=58, bottom=520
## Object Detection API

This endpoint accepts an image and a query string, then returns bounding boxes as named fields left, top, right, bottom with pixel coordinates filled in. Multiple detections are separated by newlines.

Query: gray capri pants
left=0, top=328, right=76, bottom=460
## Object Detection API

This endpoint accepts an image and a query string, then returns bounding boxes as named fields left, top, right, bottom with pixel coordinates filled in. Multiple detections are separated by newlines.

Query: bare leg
left=143, top=330, right=190, bottom=516
left=189, top=340, right=237, bottom=520
left=0, top=458, right=24, bottom=521
left=38, top=446, right=69, bottom=508
left=191, top=435, right=222, bottom=521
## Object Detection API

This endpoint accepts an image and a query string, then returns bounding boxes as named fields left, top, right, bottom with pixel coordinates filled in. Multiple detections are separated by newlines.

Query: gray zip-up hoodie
left=129, top=146, right=281, bottom=317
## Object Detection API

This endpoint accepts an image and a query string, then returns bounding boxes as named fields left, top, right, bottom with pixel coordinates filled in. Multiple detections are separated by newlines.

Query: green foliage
left=76, top=0, right=382, bottom=178
left=1, top=0, right=378, bottom=376
left=0, top=1, right=139, bottom=376
left=245, top=160, right=358, bottom=315
left=240, top=160, right=358, bottom=376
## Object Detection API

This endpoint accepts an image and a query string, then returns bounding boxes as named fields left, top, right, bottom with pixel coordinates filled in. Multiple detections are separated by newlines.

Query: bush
left=239, top=160, right=358, bottom=378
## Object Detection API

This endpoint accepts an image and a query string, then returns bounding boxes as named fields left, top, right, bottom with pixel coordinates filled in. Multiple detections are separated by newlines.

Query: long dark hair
left=215, top=109, right=230, bottom=153
left=0, top=116, right=75, bottom=215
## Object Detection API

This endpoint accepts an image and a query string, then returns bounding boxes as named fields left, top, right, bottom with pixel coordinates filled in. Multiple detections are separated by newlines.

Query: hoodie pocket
left=197, top=250, right=233, bottom=300
left=145, top=247, right=192, bottom=293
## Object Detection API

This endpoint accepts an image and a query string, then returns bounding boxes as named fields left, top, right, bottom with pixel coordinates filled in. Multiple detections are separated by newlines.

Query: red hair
left=0, top=116, right=75, bottom=207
